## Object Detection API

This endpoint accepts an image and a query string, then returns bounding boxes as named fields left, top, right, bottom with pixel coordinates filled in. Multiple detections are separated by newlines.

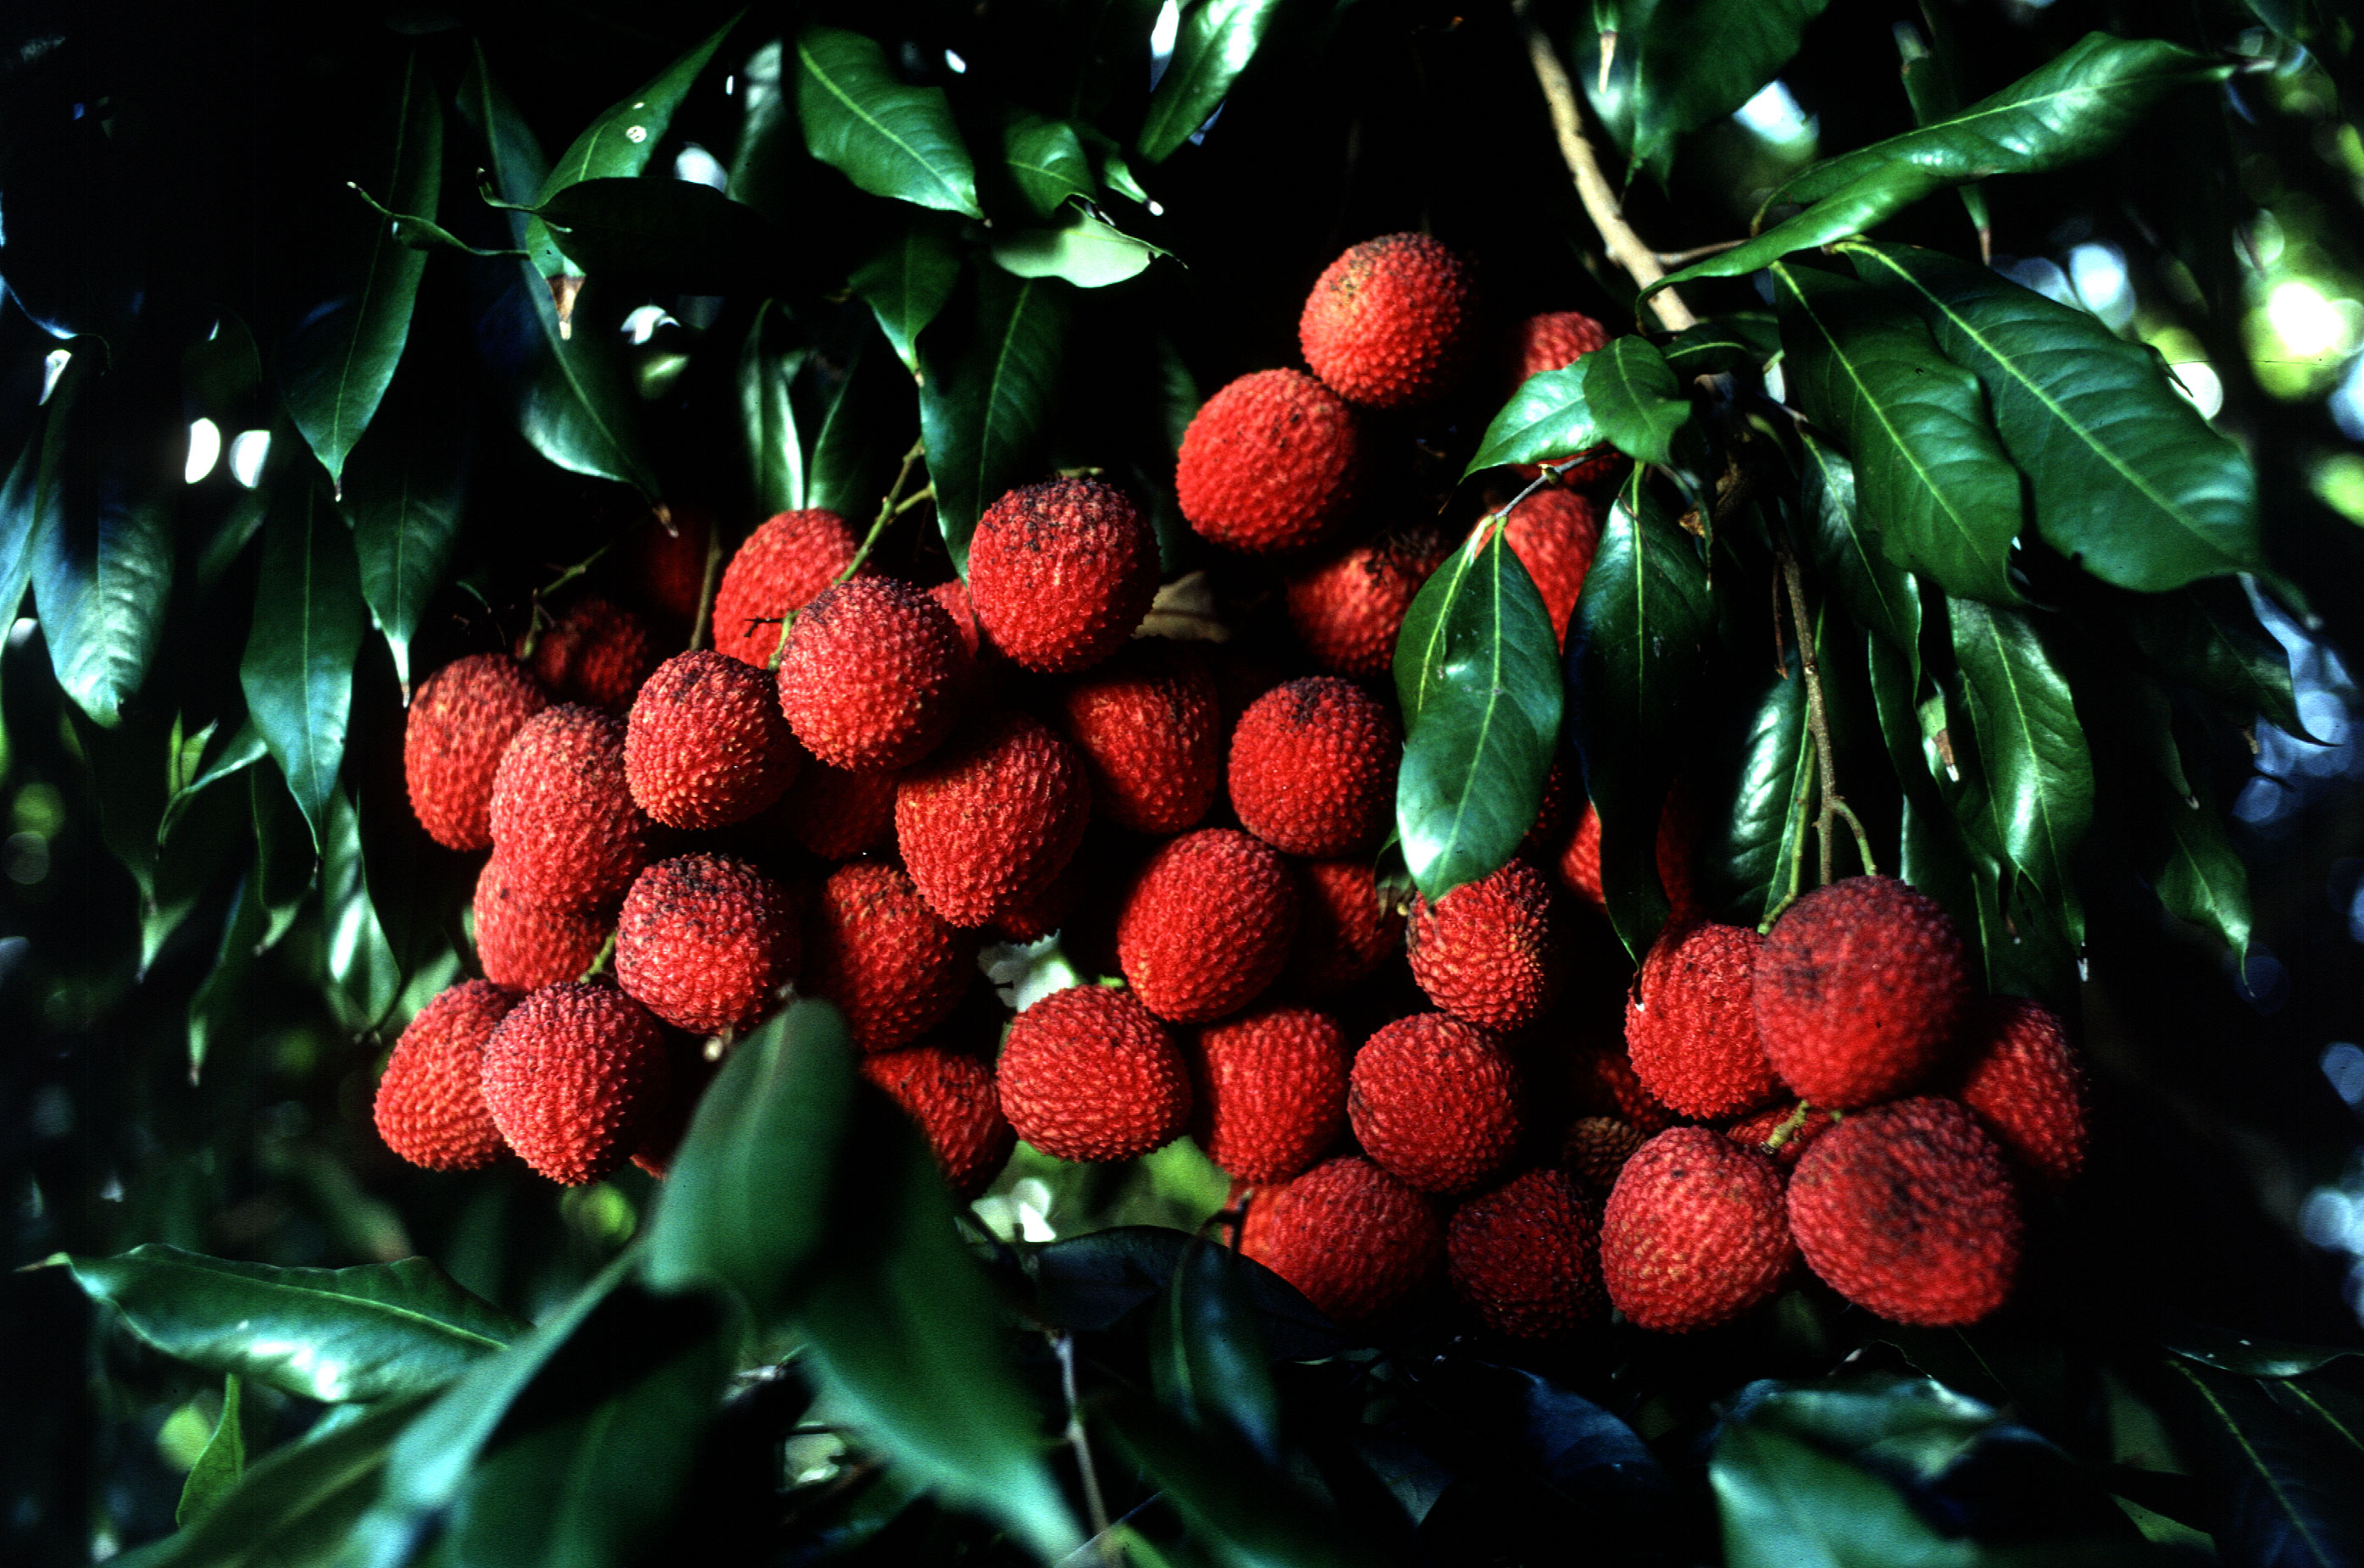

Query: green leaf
left=64, top=1244, right=525, bottom=1403
left=807, top=335, right=918, bottom=520
left=532, top=177, right=775, bottom=292
left=851, top=218, right=963, bottom=372
left=796, top=25, right=982, bottom=218
left=1002, top=109, right=1097, bottom=219
left=1103, top=1393, right=1374, bottom=1568
left=1463, top=363, right=1601, bottom=479
left=1152, top=1237, right=1280, bottom=1466
left=320, top=788, right=404, bottom=1028
left=1796, top=429, right=1921, bottom=673
left=2165, top=1325, right=2364, bottom=1379
left=1712, top=1416, right=1981, bottom=1568
left=1771, top=261, right=2022, bottom=606
left=1718, top=646, right=1812, bottom=924
left=1584, top=0, right=1831, bottom=167
left=2147, top=739, right=2251, bottom=963
left=2117, top=579, right=2307, bottom=740
left=157, top=719, right=268, bottom=845
left=1894, top=14, right=1989, bottom=245
left=1580, top=336, right=1690, bottom=468
left=188, top=873, right=269, bottom=1083
left=738, top=301, right=807, bottom=518
left=176, top=1376, right=245, bottom=1527
left=1138, top=0, right=1294, bottom=163
left=1664, top=312, right=1779, bottom=374
left=0, top=438, right=44, bottom=623
left=2159, top=1357, right=2364, bottom=1568
left=240, top=475, right=364, bottom=848
left=990, top=205, right=1167, bottom=288
left=1393, top=524, right=1563, bottom=900
left=252, top=762, right=318, bottom=954
left=918, top=271, right=1070, bottom=573
left=641, top=1000, right=858, bottom=1321
left=340, top=353, right=469, bottom=695
left=283, top=52, right=440, bottom=488
left=1846, top=241, right=2259, bottom=593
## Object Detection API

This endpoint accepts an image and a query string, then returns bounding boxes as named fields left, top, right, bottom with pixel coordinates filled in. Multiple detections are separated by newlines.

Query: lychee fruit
left=1348, top=1012, right=1521, bottom=1195
left=860, top=1043, right=1016, bottom=1200
left=777, top=576, right=965, bottom=772
left=1952, top=997, right=2089, bottom=1186
left=1721, top=1101, right=1834, bottom=1170
left=1116, top=828, right=1299, bottom=1022
left=1285, top=859, right=1406, bottom=996
left=1787, top=1097, right=2023, bottom=1326
left=928, top=576, right=985, bottom=660
left=1056, top=642, right=1223, bottom=834
left=804, top=861, right=975, bottom=1052
left=624, top=650, right=802, bottom=828
left=996, top=983, right=1191, bottom=1161
left=1557, top=798, right=1700, bottom=926
left=1190, top=1006, right=1350, bottom=1183
left=1623, top=922, right=1781, bottom=1119
left=1405, top=860, right=1565, bottom=1033
left=775, top=759, right=898, bottom=860
left=713, top=507, right=860, bottom=668
left=1599, top=1127, right=1795, bottom=1332
left=523, top=595, right=662, bottom=712
left=1283, top=523, right=1451, bottom=679
left=1562, top=1116, right=1645, bottom=1195
left=487, top=704, right=652, bottom=910
left=1752, top=875, right=1975, bottom=1109
left=631, top=509, right=712, bottom=626
left=967, top=478, right=1160, bottom=673
left=405, top=654, right=549, bottom=850
left=1564, top=1039, right=1681, bottom=1135
left=614, top=854, right=798, bottom=1035
left=1448, top=1168, right=1606, bottom=1340
left=1299, top=233, right=1479, bottom=409
left=896, top=712, right=1091, bottom=928
left=1518, top=758, right=1578, bottom=862
left=1507, top=310, right=1620, bottom=485
left=374, top=980, right=520, bottom=1171
left=1175, top=369, right=1363, bottom=555
left=1501, top=488, right=1601, bottom=651
left=479, top=983, right=671, bottom=1185
left=474, top=853, right=608, bottom=991
left=1228, top=678, right=1398, bottom=858
left=1240, top=1155, right=1443, bottom=1326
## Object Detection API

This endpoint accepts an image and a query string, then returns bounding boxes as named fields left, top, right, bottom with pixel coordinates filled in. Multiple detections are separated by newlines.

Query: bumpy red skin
left=1565, top=1040, right=1682, bottom=1134
left=896, top=712, right=1091, bottom=928
left=625, top=651, right=802, bottom=829
left=614, top=855, right=798, bottom=1035
left=713, top=508, right=859, bottom=668
left=1562, top=1116, right=1645, bottom=1195
left=1117, top=829, right=1300, bottom=1022
left=1350, top=1012, right=1522, bottom=1195
left=805, top=861, right=974, bottom=1052
left=524, top=595, right=660, bottom=712
left=1557, top=801, right=1701, bottom=926
left=1228, top=678, right=1399, bottom=858
left=1519, top=758, right=1577, bottom=862
left=1601, top=1128, right=1795, bottom=1333
left=474, top=853, right=608, bottom=991
left=1176, top=369, right=1364, bottom=554
left=1952, top=997, right=2089, bottom=1186
left=480, top=983, right=671, bottom=1185
left=1502, top=489, right=1601, bottom=651
left=779, top=760, right=898, bottom=859
left=1788, top=1097, right=2023, bottom=1326
left=1284, top=524, right=1452, bottom=678
left=1057, top=642, right=1223, bottom=834
left=861, top=1044, right=1016, bottom=1199
left=1753, top=875, right=1976, bottom=1109
left=1509, top=311, right=1621, bottom=484
left=968, top=479, right=1160, bottom=673
left=375, top=980, right=520, bottom=1171
left=1721, top=1102, right=1834, bottom=1171
left=997, top=984, right=1191, bottom=1161
left=405, top=655, right=549, bottom=850
left=1406, top=861, right=1566, bottom=1032
left=1301, top=234, right=1479, bottom=409
left=1624, top=922, right=1781, bottom=1119
left=1190, top=1006, right=1350, bottom=1183
left=1285, top=860, right=1405, bottom=996
left=1448, top=1168, right=1606, bottom=1340
left=1242, top=1156, right=1443, bottom=1325
left=778, top=577, right=965, bottom=773
left=487, top=705, right=652, bottom=911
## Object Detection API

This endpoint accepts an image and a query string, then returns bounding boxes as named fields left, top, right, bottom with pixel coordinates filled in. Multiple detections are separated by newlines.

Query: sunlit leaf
left=796, top=26, right=983, bottom=218
left=1138, top=0, right=1296, bottom=163
left=175, top=1376, right=244, bottom=1526
left=990, top=205, right=1166, bottom=288
left=1580, top=336, right=1690, bottom=468
left=1002, top=109, right=1097, bottom=218
left=1584, top=0, right=1830, bottom=167
left=240, top=474, right=364, bottom=847
left=1464, top=364, right=1601, bottom=479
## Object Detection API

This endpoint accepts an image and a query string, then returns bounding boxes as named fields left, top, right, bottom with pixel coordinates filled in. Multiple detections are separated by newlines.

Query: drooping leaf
left=2145, top=734, right=2251, bottom=963
left=2159, top=1357, right=2364, bottom=1568
left=918, top=270, right=1070, bottom=573
left=1464, top=363, right=1601, bottom=479
left=738, top=301, right=807, bottom=518
left=1771, top=261, right=2022, bottom=606
left=1393, top=524, right=1563, bottom=900
left=1153, top=1237, right=1281, bottom=1465
left=0, top=438, right=42, bottom=622
left=252, top=761, right=318, bottom=954
left=64, top=1244, right=526, bottom=1403
left=2117, top=579, right=2308, bottom=740
left=157, top=719, right=267, bottom=845
left=1584, top=0, right=1831, bottom=167
left=176, top=1376, right=245, bottom=1526
left=796, top=26, right=983, bottom=218
left=240, top=474, right=365, bottom=848
left=850, top=217, right=963, bottom=371
left=1579, top=336, right=1690, bottom=468
left=532, top=177, right=776, bottom=292
left=1718, top=647, right=1812, bottom=923
left=340, top=347, right=470, bottom=694
left=1796, top=428, right=1921, bottom=672
left=1895, top=12, right=1989, bottom=247
left=1847, top=242, right=2259, bottom=593
left=142, top=764, right=244, bottom=977
left=319, top=787, right=404, bottom=1028
left=282, top=51, right=441, bottom=488
left=1002, top=109, right=1097, bottom=218
left=989, top=207, right=1167, bottom=288
left=1138, top=0, right=1295, bottom=163
left=807, top=335, right=919, bottom=520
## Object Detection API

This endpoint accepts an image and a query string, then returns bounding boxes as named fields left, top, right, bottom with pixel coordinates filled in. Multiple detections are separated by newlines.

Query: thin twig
left=1053, top=1332, right=1115, bottom=1560
left=1656, top=239, right=1747, bottom=266
left=687, top=518, right=724, bottom=652
left=767, top=438, right=931, bottom=671
left=1774, top=540, right=1878, bottom=885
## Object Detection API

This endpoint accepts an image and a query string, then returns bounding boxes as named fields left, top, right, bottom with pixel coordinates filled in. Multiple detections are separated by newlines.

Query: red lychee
left=1240, top=1155, right=1443, bottom=1326
left=1952, top=997, right=2089, bottom=1186
left=777, top=576, right=965, bottom=773
left=631, top=509, right=712, bottom=626
left=1507, top=310, right=1619, bottom=485
left=1787, top=1097, right=2023, bottom=1327
left=1227, top=678, right=1398, bottom=858
left=1501, top=488, right=1601, bottom=650
left=896, top=712, right=1091, bottom=928
left=1175, top=369, right=1363, bottom=555
left=1448, top=1168, right=1606, bottom=1340
left=1562, top=1116, right=1645, bottom=1196
left=1190, top=1006, right=1350, bottom=1183
left=1623, top=922, right=1780, bottom=1119
left=713, top=508, right=860, bottom=668
left=996, top=983, right=1191, bottom=1161
left=1116, top=828, right=1299, bottom=1022
left=1721, top=1101, right=1834, bottom=1171
left=928, top=576, right=984, bottom=660
left=479, top=983, right=671, bottom=1185
left=404, top=654, right=549, bottom=850
left=1406, top=860, right=1566, bottom=1033
left=1285, top=859, right=1407, bottom=996
left=775, top=759, right=898, bottom=860
left=1600, top=1127, right=1795, bottom=1332
left=1300, top=233, right=1479, bottom=410
left=1752, top=875, right=1974, bottom=1109
left=1557, top=798, right=1700, bottom=926
left=861, top=1043, right=1016, bottom=1200
left=487, top=704, right=652, bottom=911
left=375, top=980, right=520, bottom=1171
left=1564, top=1038, right=1682, bottom=1135
left=1348, top=1012, right=1521, bottom=1195
left=624, top=650, right=802, bottom=829
left=1056, top=642, right=1223, bottom=834
left=474, top=853, right=608, bottom=991
left=1519, top=758, right=1578, bottom=862
left=804, top=861, right=974, bottom=1052
left=1283, top=524, right=1452, bottom=679
left=967, top=478, right=1160, bottom=673
left=522, top=595, right=662, bottom=712
left=614, top=854, right=798, bottom=1035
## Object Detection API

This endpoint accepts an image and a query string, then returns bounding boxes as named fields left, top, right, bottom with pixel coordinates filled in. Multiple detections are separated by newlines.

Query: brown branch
left=1774, top=540, right=1876, bottom=886
left=1052, top=1332, right=1115, bottom=1561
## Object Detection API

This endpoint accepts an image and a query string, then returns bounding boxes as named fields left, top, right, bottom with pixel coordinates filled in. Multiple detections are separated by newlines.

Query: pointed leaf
left=1580, top=335, right=1690, bottom=468
left=796, top=26, right=982, bottom=218
left=851, top=217, right=962, bottom=371
left=1712, top=1417, right=1981, bottom=1568
left=918, top=271, right=1070, bottom=573
left=1664, top=312, right=1779, bottom=374
left=1464, top=363, right=1601, bottom=478
left=241, top=476, right=363, bottom=847
left=0, top=437, right=42, bottom=623
left=739, top=302, right=807, bottom=518
left=340, top=353, right=469, bottom=693
left=188, top=873, right=269, bottom=1083
left=1718, top=649, right=1812, bottom=923
left=176, top=1376, right=244, bottom=1526
left=1138, top=0, right=1295, bottom=163
left=1153, top=1237, right=1281, bottom=1465
left=808, top=336, right=918, bottom=519
left=1584, top=0, right=1830, bottom=166
left=1002, top=110, right=1097, bottom=219
left=2118, top=579, right=2307, bottom=739
left=2161, top=1358, right=2364, bottom=1568
left=990, top=207, right=1166, bottom=288
left=2147, top=743, right=2251, bottom=963
left=1797, top=428, right=1920, bottom=672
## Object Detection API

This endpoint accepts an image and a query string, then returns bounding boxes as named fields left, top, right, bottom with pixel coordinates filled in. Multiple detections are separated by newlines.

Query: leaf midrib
left=2169, top=1362, right=2338, bottom=1568
left=799, top=35, right=969, bottom=210
left=118, top=1255, right=513, bottom=1357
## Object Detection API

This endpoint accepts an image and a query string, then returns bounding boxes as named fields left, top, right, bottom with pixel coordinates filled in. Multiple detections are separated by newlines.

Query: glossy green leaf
left=0, top=438, right=42, bottom=622
left=176, top=1376, right=244, bottom=1526
left=2166, top=1326, right=2364, bottom=1379
left=340, top=356, right=469, bottom=695
left=1394, top=524, right=1562, bottom=900
left=808, top=336, right=919, bottom=519
left=1463, top=363, right=1600, bottom=479
left=252, top=762, right=317, bottom=954
left=1002, top=110, right=1096, bottom=218
left=319, top=788, right=403, bottom=1028
left=1580, top=336, right=1690, bottom=468
left=1895, top=14, right=1989, bottom=245
left=283, top=52, right=440, bottom=488
left=1103, top=1393, right=1373, bottom=1568
left=187, top=873, right=269, bottom=1083
left=64, top=1244, right=525, bottom=1403
left=2160, top=1358, right=2364, bottom=1568
left=1847, top=242, right=2259, bottom=593
left=2148, top=741, right=2251, bottom=963
left=990, top=206, right=1167, bottom=288
left=1584, top=0, right=1830, bottom=166
left=1153, top=1237, right=1280, bottom=1466
left=142, top=767, right=243, bottom=977
left=157, top=719, right=267, bottom=845
left=1664, top=312, right=1779, bottom=374
left=533, top=177, right=774, bottom=292
left=851, top=218, right=962, bottom=371
left=796, top=26, right=982, bottom=218
left=1139, top=0, right=1293, bottom=163
left=1719, top=647, right=1812, bottom=923
left=1797, top=428, right=1921, bottom=672
left=738, top=302, right=807, bottom=518
left=918, top=271, right=1070, bottom=573
left=1771, top=261, right=2022, bottom=606
left=240, top=476, right=363, bottom=848
left=2118, top=579, right=2307, bottom=739
left=1712, top=1415, right=1980, bottom=1568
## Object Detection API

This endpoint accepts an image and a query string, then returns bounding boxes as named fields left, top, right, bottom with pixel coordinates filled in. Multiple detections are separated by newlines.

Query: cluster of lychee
left=369, top=232, right=2087, bottom=1343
